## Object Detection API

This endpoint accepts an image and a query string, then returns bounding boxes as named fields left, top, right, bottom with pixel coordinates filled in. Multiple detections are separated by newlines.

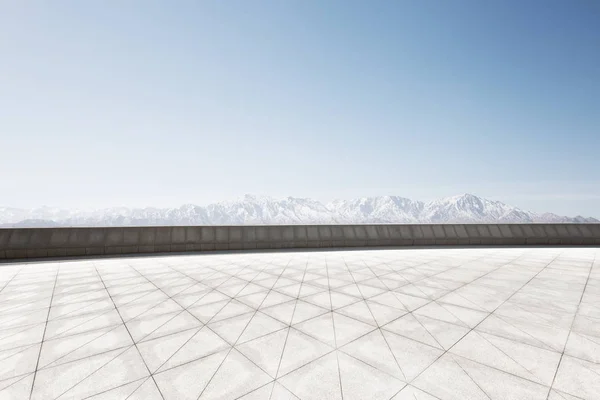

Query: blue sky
left=1, top=1, right=599, bottom=217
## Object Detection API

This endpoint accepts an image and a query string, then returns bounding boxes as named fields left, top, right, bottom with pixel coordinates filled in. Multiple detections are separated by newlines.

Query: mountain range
left=0, top=194, right=597, bottom=227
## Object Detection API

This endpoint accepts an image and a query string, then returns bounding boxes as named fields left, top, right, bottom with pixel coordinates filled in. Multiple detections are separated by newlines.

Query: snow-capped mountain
left=420, top=194, right=534, bottom=223
left=328, top=196, right=424, bottom=223
left=0, top=194, right=597, bottom=227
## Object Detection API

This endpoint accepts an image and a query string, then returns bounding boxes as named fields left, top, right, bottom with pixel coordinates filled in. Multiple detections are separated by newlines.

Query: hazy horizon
left=2, top=192, right=598, bottom=220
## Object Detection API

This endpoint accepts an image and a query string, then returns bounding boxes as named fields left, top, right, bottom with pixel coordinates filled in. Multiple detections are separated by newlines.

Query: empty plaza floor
left=0, top=247, right=598, bottom=400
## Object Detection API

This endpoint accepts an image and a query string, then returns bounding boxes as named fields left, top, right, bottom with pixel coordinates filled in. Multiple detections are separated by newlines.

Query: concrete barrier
left=0, top=224, right=599, bottom=260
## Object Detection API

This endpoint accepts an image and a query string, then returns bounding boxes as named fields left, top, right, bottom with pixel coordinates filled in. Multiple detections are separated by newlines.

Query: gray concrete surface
left=1, top=224, right=599, bottom=260
left=0, top=247, right=598, bottom=399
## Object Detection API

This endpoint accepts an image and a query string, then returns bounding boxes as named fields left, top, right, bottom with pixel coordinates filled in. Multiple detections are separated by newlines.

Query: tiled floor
left=0, top=247, right=598, bottom=400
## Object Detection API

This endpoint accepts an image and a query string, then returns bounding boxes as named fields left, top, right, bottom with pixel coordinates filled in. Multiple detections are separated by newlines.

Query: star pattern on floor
left=0, top=247, right=598, bottom=399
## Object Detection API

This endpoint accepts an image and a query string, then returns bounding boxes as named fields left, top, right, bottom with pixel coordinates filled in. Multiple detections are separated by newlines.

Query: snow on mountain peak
left=0, top=194, right=597, bottom=227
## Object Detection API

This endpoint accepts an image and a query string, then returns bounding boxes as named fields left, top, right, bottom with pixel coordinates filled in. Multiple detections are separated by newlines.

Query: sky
left=1, top=1, right=599, bottom=217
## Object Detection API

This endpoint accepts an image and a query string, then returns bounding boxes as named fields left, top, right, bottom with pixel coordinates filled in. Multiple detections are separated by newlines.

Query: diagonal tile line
left=450, top=355, right=493, bottom=400
left=545, top=251, right=596, bottom=400
left=408, top=385, right=444, bottom=400
left=149, top=342, right=227, bottom=376
left=231, top=381, right=275, bottom=400
left=404, top=283, right=439, bottom=301
left=157, top=258, right=284, bottom=399
left=570, top=358, right=600, bottom=379
left=172, top=281, right=211, bottom=298
left=163, top=265, right=228, bottom=288
left=53, top=345, right=136, bottom=400
left=0, top=267, right=25, bottom=294
left=120, top=259, right=269, bottom=376
left=410, top=385, right=445, bottom=400
left=574, top=312, right=600, bottom=325
left=330, top=302, right=380, bottom=330
left=389, top=384, right=410, bottom=400
left=446, top=290, right=489, bottom=312
left=511, top=294, right=577, bottom=316
left=147, top=324, right=209, bottom=374
left=271, top=282, right=302, bottom=298
left=268, top=258, right=311, bottom=400
left=39, top=323, right=129, bottom=370
left=339, top=348, right=412, bottom=383
left=403, top=250, right=560, bottom=387
left=93, top=265, right=166, bottom=400
left=52, top=287, right=108, bottom=306
left=360, top=250, right=505, bottom=304
left=190, top=258, right=293, bottom=400
left=386, top=290, right=415, bottom=312
left=100, top=276, right=155, bottom=296
left=274, top=348, right=339, bottom=393
left=125, top=261, right=252, bottom=325
left=0, top=342, right=39, bottom=363
left=548, top=388, right=577, bottom=400
left=378, top=325, right=442, bottom=353
left=133, top=309, right=193, bottom=344
left=0, top=294, right=53, bottom=315
left=155, top=262, right=254, bottom=310
left=474, top=330, right=539, bottom=382
left=504, top=301, right=566, bottom=327
left=0, top=372, right=34, bottom=394
left=490, top=314, right=559, bottom=351
left=46, top=297, right=115, bottom=322
left=115, top=295, right=177, bottom=324
left=48, top=308, right=122, bottom=340
left=410, top=314, right=445, bottom=350
left=343, top=257, right=408, bottom=381
left=325, top=257, right=345, bottom=400
left=0, top=321, right=47, bottom=346
left=74, top=375, right=147, bottom=400
left=100, top=281, right=153, bottom=299
left=129, top=274, right=192, bottom=296
left=28, top=263, right=60, bottom=400
left=573, top=331, right=600, bottom=347
left=48, top=279, right=166, bottom=323
left=123, top=376, right=157, bottom=400
left=433, top=301, right=473, bottom=328
left=391, top=253, right=529, bottom=337
left=133, top=275, right=200, bottom=302
left=420, top=278, right=460, bottom=292
left=375, top=261, right=415, bottom=287
left=149, top=280, right=198, bottom=299
left=0, top=291, right=49, bottom=307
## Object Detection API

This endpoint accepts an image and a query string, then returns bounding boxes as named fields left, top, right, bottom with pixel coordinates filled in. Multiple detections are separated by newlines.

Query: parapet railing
left=1, top=224, right=599, bottom=260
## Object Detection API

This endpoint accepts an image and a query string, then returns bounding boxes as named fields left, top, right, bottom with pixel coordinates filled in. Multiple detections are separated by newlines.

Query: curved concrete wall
left=1, top=224, right=599, bottom=260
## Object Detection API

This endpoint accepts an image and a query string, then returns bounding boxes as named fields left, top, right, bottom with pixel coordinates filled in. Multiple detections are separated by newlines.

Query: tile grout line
left=93, top=263, right=167, bottom=400
left=75, top=376, right=149, bottom=400
left=544, top=251, right=596, bottom=400
left=325, top=256, right=345, bottom=400
left=130, top=256, right=270, bottom=390
left=28, top=262, right=60, bottom=400
left=124, top=254, right=285, bottom=385
left=344, top=257, right=409, bottom=381
left=333, top=250, right=537, bottom=392
left=268, top=258, right=311, bottom=400
left=119, top=257, right=260, bottom=385
left=450, top=356, right=493, bottom=400
left=338, top=250, right=509, bottom=382
left=406, top=251, right=564, bottom=394
left=191, top=258, right=292, bottom=400
left=0, top=266, right=24, bottom=294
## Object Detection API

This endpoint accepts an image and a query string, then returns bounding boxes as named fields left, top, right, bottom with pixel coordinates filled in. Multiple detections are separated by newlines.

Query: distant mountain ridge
left=0, top=194, right=597, bottom=227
